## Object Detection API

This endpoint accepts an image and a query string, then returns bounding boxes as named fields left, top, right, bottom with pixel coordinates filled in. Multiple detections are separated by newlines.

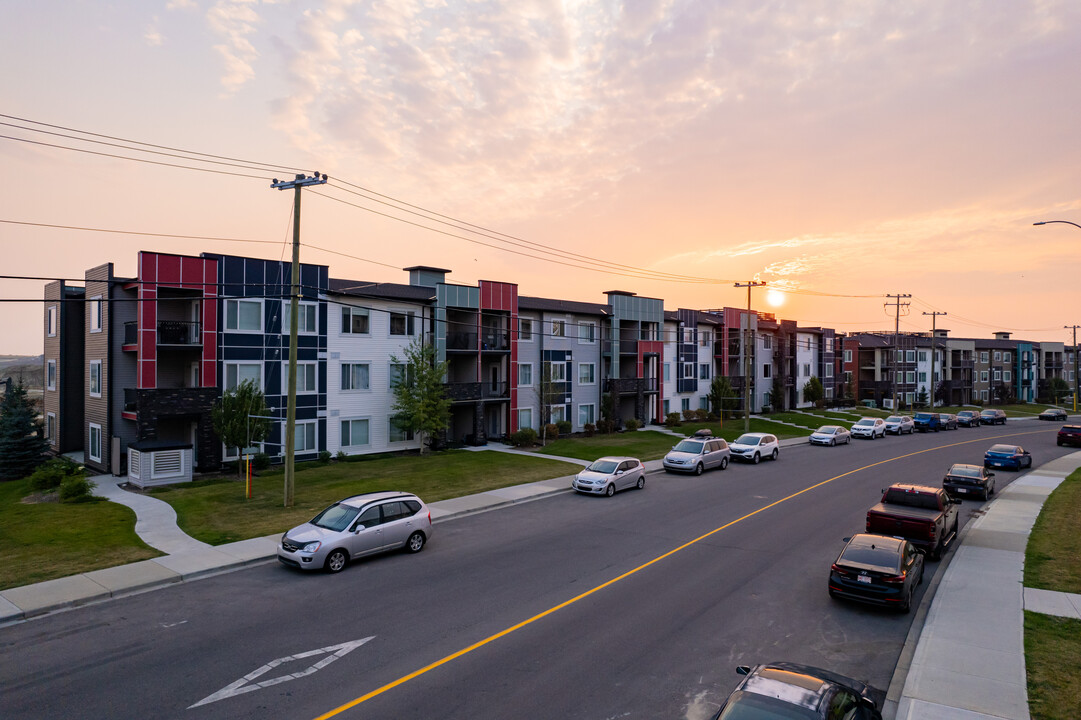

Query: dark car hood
left=758, top=662, right=886, bottom=710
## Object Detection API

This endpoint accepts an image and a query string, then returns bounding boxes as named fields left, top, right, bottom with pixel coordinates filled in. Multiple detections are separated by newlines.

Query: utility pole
left=923, top=311, right=947, bottom=408
left=271, top=172, right=327, bottom=507
left=1068, top=325, right=1080, bottom=413
left=734, top=281, right=766, bottom=432
left=884, top=294, right=911, bottom=411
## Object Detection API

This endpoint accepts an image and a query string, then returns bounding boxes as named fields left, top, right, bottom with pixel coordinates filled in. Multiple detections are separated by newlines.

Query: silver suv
left=278, top=491, right=433, bottom=573
left=663, top=436, right=730, bottom=474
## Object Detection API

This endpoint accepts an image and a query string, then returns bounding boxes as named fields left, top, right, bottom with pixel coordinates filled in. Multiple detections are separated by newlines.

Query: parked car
left=851, top=417, right=887, bottom=439
left=866, top=484, right=960, bottom=560
left=663, top=435, right=730, bottom=474
left=1058, top=425, right=1081, bottom=447
left=572, top=456, right=646, bottom=496
left=912, top=412, right=940, bottom=432
left=829, top=533, right=925, bottom=613
left=984, top=444, right=1032, bottom=471
left=729, top=433, right=780, bottom=464
left=278, top=491, right=433, bottom=573
left=883, top=415, right=914, bottom=435
left=980, top=408, right=1007, bottom=425
left=1039, top=408, right=1068, bottom=421
left=709, top=662, right=885, bottom=720
left=809, top=425, right=851, bottom=446
left=955, top=410, right=981, bottom=428
left=942, top=463, right=996, bottom=501
left=937, top=413, right=958, bottom=430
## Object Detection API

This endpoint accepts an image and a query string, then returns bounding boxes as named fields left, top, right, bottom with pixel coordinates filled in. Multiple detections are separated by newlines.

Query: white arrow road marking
left=189, top=636, right=374, bottom=709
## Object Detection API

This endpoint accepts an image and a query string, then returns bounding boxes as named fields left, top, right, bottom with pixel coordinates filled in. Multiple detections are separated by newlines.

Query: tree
left=1048, top=377, right=1071, bottom=403
left=708, top=376, right=739, bottom=419
left=390, top=338, right=451, bottom=455
left=992, top=382, right=1013, bottom=405
left=770, top=376, right=785, bottom=412
left=599, top=391, right=615, bottom=433
left=802, top=376, right=824, bottom=408
left=916, top=386, right=929, bottom=408
left=211, top=379, right=271, bottom=478
left=537, top=361, right=565, bottom=445
left=0, top=381, right=48, bottom=481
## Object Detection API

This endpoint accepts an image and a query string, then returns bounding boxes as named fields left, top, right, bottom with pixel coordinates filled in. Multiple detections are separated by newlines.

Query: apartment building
left=42, top=280, right=84, bottom=454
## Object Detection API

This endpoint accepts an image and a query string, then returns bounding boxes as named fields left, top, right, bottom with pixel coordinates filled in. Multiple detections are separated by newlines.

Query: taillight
left=830, top=564, right=848, bottom=576
left=929, top=524, right=936, bottom=539
left=882, top=572, right=907, bottom=584
left=427, top=511, right=432, bottom=525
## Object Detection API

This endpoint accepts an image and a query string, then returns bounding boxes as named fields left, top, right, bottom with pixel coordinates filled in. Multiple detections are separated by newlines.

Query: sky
left=2, top=0, right=1080, bottom=356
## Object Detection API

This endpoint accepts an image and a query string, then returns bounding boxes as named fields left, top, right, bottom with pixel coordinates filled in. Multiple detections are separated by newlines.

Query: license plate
left=993, top=462, right=1003, bottom=467
left=857, top=576, right=871, bottom=584
left=956, top=488, right=968, bottom=493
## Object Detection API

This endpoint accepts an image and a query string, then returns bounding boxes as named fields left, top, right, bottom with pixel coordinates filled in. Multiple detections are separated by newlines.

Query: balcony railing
left=606, top=377, right=659, bottom=395
left=444, top=382, right=482, bottom=401
left=446, top=332, right=477, bottom=351
left=483, top=381, right=509, bottom=399
left=481, top=332, right=510, bottom=351
left=124, top=321, right=138, bottom=345
left=158, top=321, right=201, bottom=346
left=619, top=340, right=638, bottom=354
left=124, top=388, right=137, bottom=412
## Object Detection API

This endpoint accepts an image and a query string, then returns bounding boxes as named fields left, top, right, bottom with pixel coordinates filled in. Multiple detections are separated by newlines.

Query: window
left=548, top=362, right=566, bottom=382
left=844, top=371, right=853, bottom=383
left=89, top=296, right=102, bottom=333
left=994, top=369, right=1001, bottom=381
left=824, top=365, right=833, bottom=378
left=844, top=349, right=852, bottom=363
left=225, top=299, right=262, bottom=332
left=981, top=389, right=988, bottom=401
left=681, top=398, right=690, bottom=412
left=341, top=363, right=370, bottom=391
left=550, top=405, right=566, bottom=423
left=282, top=302, right=317, bottom=334
left=918, top=351, right=927, bottom=362
left=47, top=306, right=57, bottom=337
left=699, top=396, right=709, bottom=410
left=1004, top=351, right=1012, bottom=363
left=551, top=320, right=566, bottom=338
left=341, top=306, right=370, bottom=335
left=762, top=364, right=771, bottom=378
left=578, top=363, right=595, bottom=385
left=519, top=318, right=533, bottom=341
left=293, top=421, right=317, bottom=453
left=389, top=363, right=413, bottom=389
left=980, top=370, right=989, bottom=383
left=282, top=362, right=317, bottom=393
left=578, top=404, right=595, bottom=427
left=906, top=392, right=915, bottom=404
left=46, top=413, right=55, bottom=441
left=919, top=371, right=927, bottom=383
left=906, top=350, right=916, bottom=363
left=1004, top=370, right=1012, bottom=383
left=89, top=360, right=102, bottom=397
left=682, top=363, right=695, bottom=379
left=896, top=371, right=903, bottom=384
left=225, top=362, right=261, bottom=392
left=761, top=335, right=772, bottom=349
left=981, top=351, right=989, bottom=363
left=700, top=331, right=710, bottom=347
left=699, top=363, right=710, bottom=380
left=663, top=399, right=670, bottom=415
left=802, top=363, right=811, bottom=377
left=341, top=418, right=369, bottom=447
left=579, top=321, right=596, bottom=344
left=825, top=338, right=834, bottom=353
left=994, top=351, right=1001, bottom=362
left=681, top=326, right=692, bottom=344
left=89, top=423, right=102, bottom=462
left=518, top=408, right=533, bottom=430
left=664, top=363, right=671, bottom=382
left=518, top=363, right=533, bottom=387
left=906, top=371, right=915, bottom=384
left=47, top=359, right=56, bottom=391
left=389, top=310, right=415, bottom=336
left=389, top=420, right=414, bottom=443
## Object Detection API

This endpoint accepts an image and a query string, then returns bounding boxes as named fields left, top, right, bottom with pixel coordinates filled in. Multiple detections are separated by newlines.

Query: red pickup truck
left=866, top=484, right=961, bottom=560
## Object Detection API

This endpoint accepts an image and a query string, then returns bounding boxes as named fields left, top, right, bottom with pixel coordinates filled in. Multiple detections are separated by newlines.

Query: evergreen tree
left=708, top=376, right=739, bottom=419
left=210, top=379, right=271, bottom=477
left=0, top=382, right=48, bottom=480
left=802, top=376, right=825, bottom=407
left=390, top=338, right=451, bottom=454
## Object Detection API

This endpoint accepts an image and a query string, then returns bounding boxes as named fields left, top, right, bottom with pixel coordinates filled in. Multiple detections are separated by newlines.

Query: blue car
left=984, top=444, right=1032, bottom=471
left=913, top=412, right=940, bottom=432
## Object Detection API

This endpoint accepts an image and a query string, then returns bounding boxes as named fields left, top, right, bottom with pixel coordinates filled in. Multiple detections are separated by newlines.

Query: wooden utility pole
left=885, top=294, right=911, bottom=411
left=734, top=281, right=765, bottom=432
left=923, top=311, right=947, bottom=408
left=271, top=172, right=327, bottom=507
left=1068, top=325, right=1080, bottom=413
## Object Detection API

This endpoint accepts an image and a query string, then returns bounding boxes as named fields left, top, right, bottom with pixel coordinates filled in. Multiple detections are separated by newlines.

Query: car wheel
left=752, top=452, right=760, bottom=464
left=830, top=438, right=835, bottom=446
left=901, top=584, right=913, bottom=614
left=989, top=482, right=995, bottom=497
left=695, top=463, right=704, bottom=476
left=605, top=483, right=615, bottom=497
left=847, top=436, right=852, bottom=444
left=720, top=456, right=729, bottom=470
left=637, top=475, right=646, bottom=490
left=771, top=448, right=779, bottom=461
left=325, top=549, right=348, bottom=573
left=406, top=531, right=426, bottom=554
left=918, top=562, right=925, bottom=585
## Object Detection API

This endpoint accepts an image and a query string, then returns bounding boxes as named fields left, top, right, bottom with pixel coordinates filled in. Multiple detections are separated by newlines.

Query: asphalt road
left=0, top=422, right=1071, bottom=720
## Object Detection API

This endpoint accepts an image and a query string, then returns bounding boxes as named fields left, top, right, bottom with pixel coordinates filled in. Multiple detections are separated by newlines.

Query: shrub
left=318, top=450, right=332, bottom=463
left=543, top=423, right=560, bottom=441
left=584, top=423, right=595, bottom=437
left=707, top=412, right=719, bottom=421
left=694, top=409, right=709, bottom=421
left=596, top=419, right=613, bottom=434
left=623, top=418, right=640, bottom=431
left=556, top=420, right=572, bottom=435
left=28, top=457, right=82, bottom=491
left=252, top=453, right=271, bottom=471
left=59, top=473, right=96, bottom=503
left=665, top=412, right=682, bottom=427
left=336, top=450, right=349, bottom=462
left=509, top=427, right=538, bottom=447
left=682, top=409, right=697, bottom=421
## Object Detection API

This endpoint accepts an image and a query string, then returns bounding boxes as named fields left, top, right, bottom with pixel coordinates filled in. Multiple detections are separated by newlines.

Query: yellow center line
left=313, top=428, right=1049, bottom=719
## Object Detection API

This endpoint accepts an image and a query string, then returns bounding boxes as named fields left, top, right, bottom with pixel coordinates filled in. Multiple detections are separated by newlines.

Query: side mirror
left=736, top=665, right=751, bottom=676
left=616, top=469, right=624, bottom=475
left=842, top=536, right=852, bottom=543
left=353, top=524, right=365, bottom=532
left=988, top=471, right=995, bottom=477
left=952, top=498, right=962, bottom=505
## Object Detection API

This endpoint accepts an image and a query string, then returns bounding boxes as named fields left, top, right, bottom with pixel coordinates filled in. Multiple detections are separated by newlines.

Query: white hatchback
left=572, top=456, right=646, bottom=496
left=729, top=433, right=780, bottom=464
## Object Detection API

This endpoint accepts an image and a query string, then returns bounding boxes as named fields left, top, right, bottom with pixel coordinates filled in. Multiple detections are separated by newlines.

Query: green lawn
left=756, top=412, right=821, bottom=429
left=1025, top=612, right=1081, bottom=720
left=535, top=430, right=680, bottom=462
left=1025, top=467, right=1081, bottom=593
left=0, top=478, right=162, bottom=591
left=154, top=450, right=582, bottom=545
left=673, top=419, right=811, bottom=441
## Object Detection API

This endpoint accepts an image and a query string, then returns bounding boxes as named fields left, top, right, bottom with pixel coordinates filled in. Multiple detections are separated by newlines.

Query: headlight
left=302, top=541, right=322, bottom=553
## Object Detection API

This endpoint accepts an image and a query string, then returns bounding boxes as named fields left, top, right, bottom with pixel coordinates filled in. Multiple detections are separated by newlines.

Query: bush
left=59, top=473, right=96, bottom=503
left=336, top=450, right=349, bottom=461
left=584, top=423, right=595, bottom=437
left=623, top=419, right=640, bottom=431
left=543, top=424, right=560, bottom=441
left=707, top=412, right=719, bottom=421
left=28, top=457, right=82, bottom=491
left=682, top=409, right=696, bottom=421
left=556, top=420, right=572, bottom=435
left=509, top=427, right=538, bottom=447
left=665, top=412, right=682, bottom=427
left=252, top=453, right=271, bottom=471
left=596, top=419, right=613, bottom=434
left=318, top=450, right=332, bottom=463
left=694, top=409, right=709, bottom=421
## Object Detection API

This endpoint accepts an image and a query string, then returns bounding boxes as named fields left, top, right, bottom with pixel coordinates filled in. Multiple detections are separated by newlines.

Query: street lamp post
left=1033, top=221, right=1080, bottom=413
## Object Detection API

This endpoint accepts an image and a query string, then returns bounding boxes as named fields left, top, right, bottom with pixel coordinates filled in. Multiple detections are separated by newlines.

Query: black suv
left=980, top=409, right=1007, bottom=425
left=1058, top=425, right=1081, bottom=448
left=956, top=410, right=981, bottom=427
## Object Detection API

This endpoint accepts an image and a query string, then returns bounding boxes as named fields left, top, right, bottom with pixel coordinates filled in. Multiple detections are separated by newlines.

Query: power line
left=0, top=219, right=284, bottom=246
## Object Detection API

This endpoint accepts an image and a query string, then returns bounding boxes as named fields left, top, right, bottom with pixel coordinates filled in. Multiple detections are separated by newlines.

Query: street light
left=1034, top=220, right=1080, bottom=412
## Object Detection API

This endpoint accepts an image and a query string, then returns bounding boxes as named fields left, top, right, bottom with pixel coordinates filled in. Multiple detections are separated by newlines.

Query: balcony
left=124, top=388, right=138, bottom=413
left=482, top=381, right=509, bottom=399
left=444, top=382, right=481, bottom=401
left=158, top=320, right=201, bottom=346
left=950, top=358, right=975, bottom=370
left=124, top=321, right=138, bottom=346
left=446, top=332, right=477, bottom=351
left=481, top=332, right=510, bottom=352
left=606, top=377, right=659, bottom=395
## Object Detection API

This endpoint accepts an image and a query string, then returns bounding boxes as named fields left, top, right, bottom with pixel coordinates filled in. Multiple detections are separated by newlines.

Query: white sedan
left=851, top=417, right=887, bottom=439
left=572, top=456, right=646, bottom=496
left=809, top=425, right=852, bottom=446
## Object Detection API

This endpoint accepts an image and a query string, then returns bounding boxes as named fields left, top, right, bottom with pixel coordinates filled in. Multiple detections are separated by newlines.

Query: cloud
left=144, top=20, right=164, bottom=46
left=207, top=0, right=263, bottom=93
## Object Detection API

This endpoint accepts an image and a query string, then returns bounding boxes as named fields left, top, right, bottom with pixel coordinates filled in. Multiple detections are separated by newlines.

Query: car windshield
left=959, top=411, right=974, bottom=417
left=988, top=445, right=1017, bottom=454
left=586, top=460, right=620, bottom=474
left=981, top=411, right=995, bottom=416
left=717, top=690, right=819, bottom=720
left=840, top=543, right=902, bottom=572
left=734, top=435, right=761, bottom=445
left=673, top=440, right=705, bottom=453
left=949, top=466, right=982, bottom=478
left=915, top=413, right=934, bottom=420
left=855, top=419, right=874, bottom=426
left=885, top=416, right=902, bottom=423
left=310, top=503, right=361, bottom=532
left=816, top=426, right=838, bottom=434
